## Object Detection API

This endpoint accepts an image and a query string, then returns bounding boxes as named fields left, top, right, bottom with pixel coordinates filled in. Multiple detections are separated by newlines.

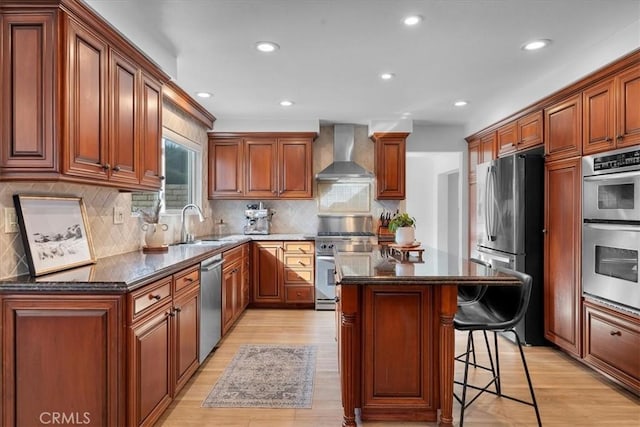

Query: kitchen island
left=334, top=245, right=520, bottom=427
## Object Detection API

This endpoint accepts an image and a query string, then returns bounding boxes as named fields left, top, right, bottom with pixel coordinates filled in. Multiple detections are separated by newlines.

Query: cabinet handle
left=604, top=137, right=613, bottom=143
left=174, top=307, right=182, bottom=313
left=149, top=294, right=161, bottom=300
left=101, top=163, right=111, bottom=171
left=298, top=261, right=305, bottom=266
left=167, top=310, right=175, bottom=317
left=616, top=134, right=623, bottom=141
left=184, top=277, right=194, bottom=283
left=159, top=175, right=165, bottom=181
left=237, top=190, right=242, bottom=193
left=542, top=229, right=547, bottom=233
left=610, top=330, right=621, bottom=336
left=335, top=296, right=340, bottom=303
left=273, top=190, right=277, bottom=194
left=112, top=165, right=121, bottom=172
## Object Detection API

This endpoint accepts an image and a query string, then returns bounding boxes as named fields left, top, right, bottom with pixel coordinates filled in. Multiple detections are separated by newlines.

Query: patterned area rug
left=202, top=344, right=317, bottom=408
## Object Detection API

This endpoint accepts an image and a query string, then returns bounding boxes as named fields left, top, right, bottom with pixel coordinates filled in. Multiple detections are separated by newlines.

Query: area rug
left=202, top=344, right=317, bottom=409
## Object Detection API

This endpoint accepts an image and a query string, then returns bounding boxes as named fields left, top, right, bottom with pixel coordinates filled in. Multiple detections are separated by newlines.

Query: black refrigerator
left=475, top=152, right=545, bottom=345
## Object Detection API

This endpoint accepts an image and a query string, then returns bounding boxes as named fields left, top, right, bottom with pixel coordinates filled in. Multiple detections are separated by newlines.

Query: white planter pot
left=142, top=223, right=169, bottom=248
left=395, top=227, right=415, bottom=245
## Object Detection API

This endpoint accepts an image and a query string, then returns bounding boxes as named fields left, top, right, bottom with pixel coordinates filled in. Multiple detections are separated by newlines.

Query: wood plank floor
left=158, top=309, right=640, bottom=426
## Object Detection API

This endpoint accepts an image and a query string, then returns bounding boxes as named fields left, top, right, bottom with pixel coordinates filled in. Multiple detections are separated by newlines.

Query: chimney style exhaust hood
left=315, top=124, right=374, bottom=180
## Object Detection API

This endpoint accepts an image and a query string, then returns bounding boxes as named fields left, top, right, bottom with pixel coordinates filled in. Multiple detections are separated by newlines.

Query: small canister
left=214, top=219, right=228, bottom=238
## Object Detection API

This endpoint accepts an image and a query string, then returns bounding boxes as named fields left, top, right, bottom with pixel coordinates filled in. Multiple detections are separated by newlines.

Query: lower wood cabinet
left=127, top=264, right=200, bottom=427
left=222, top=243, right=250, bottom=336
left=251, top=241, right=315, bottom=307
left=1, top=295, right=123, bottom=426
left=583, top=300, right=640, bottom=394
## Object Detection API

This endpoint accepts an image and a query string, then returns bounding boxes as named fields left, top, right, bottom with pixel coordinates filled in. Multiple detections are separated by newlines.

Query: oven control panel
left=594, top=149, right=640, bottom=172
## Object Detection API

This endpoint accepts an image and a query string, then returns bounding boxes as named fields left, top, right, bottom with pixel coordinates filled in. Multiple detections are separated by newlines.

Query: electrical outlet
left=113, top=206, right=125, bottom=225
left=4, top=208, right=19, bottom=233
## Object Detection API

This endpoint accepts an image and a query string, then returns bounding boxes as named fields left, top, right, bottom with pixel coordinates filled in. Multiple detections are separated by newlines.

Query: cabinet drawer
left=173, top=265, right=200, bottom=294
left=130, top=277, right=172, bottom=321
left=285, top=286, right=314, bottom=303
left=284, top=268, right=314, bottom=284
left=284, top=242, right=314, bottom=254
left=584, top=302, right=640, bottom=390
left=284, top=254, right=314, bottom=268
left=223, top=245, right=243, bottom=265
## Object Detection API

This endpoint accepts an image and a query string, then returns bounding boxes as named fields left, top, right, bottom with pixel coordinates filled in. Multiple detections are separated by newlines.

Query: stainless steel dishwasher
left=199, top=254, right=224, bottom=362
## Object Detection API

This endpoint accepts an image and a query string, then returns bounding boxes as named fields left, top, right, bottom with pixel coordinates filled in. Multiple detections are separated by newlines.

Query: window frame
left=161, top=128, right=203, bottom=215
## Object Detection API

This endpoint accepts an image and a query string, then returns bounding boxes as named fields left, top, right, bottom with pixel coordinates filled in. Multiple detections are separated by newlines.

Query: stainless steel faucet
left=181, top=204, right=205, bottom=243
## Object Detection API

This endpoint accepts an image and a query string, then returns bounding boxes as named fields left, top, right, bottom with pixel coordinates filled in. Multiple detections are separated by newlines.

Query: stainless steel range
left=315, top=215, right=376, bottom=310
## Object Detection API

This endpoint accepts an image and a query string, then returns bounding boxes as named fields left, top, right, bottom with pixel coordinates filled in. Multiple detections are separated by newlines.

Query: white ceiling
left=85, top=0, right=640, bottom=133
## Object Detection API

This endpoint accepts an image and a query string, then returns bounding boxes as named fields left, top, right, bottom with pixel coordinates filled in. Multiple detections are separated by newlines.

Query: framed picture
left=13, top=195, right=96, bottom=276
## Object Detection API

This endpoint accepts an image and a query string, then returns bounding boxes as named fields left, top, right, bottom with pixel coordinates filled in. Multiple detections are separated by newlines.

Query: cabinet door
left=479, top=131, right=495, bottom=162
left=139, top=72, right=163, bottom=189
left=496, top=121, right=517, bottom=157
left=544, top=94, right=582, bottom=161
left=222, top=261, right=240, bottom=335
left=252, top=242, right=283, bottom=304
left=278, top=137, right=313, bottom=198
left=616, top=65, right=640, bottom=148
left=1, top=12, right=57, bottom=173
left=245, top=138, right=278, bottom=198
left=544, top=157, right=582, bottom=357
left=2, top=296, right=122, bottom=426
left=517, top=110, right=543, bottom=151
left=65, top=18, right=109, bottom=180
left=128, top=307, right=172, bottom=427
left=582, top=78, right=615, bottom=155
left=173, top=286, right=200, bottom=394
left=208, top=137, right=244, bottom=198
left=373, top=133, right=407, bottom=200
left=241, top=244, right=251, bottom=310
left=467, top=138, right=480, bottom=183
left=109, top=49, right=139, bottom=186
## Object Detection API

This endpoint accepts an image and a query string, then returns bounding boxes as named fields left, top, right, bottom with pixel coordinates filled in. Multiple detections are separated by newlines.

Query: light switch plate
left=113, top=206, right=125, bottom=225
left=4, top=208, right=19, bottom=233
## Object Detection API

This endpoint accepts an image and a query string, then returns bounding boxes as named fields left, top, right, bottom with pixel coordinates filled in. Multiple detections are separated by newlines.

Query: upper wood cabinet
left=371, top=132, right=409, bottom=200
left=497, top=111, right=544, bottom=157
left=208, top=132, right=315, bottom=200
left=544, top=94, right=582, bottom=162
left=583, top=66, right=640, bottom=155
left=0, top=1, right=168, bottom=191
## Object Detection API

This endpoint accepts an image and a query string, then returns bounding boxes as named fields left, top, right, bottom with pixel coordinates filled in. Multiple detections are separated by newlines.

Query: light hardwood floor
left=158, top=309, right=640, bottom=426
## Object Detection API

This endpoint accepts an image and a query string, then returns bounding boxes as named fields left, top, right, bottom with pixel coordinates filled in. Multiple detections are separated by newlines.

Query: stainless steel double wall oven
left=582, top=146, right=640, bottom=312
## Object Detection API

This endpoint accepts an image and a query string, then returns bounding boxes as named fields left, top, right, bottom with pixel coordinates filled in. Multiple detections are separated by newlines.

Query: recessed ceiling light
left=522, top=39, right=551, bottom=51
left=255, top=41, right=280, bottom=53
left=403, top=15, right=423, bottom=26
left=196, top=92, right=212, bottom=99
left=454, top=100, right=468, bottom=107
left=380, top=72, right=395, bottom=80
left=279, top=100, right=294, bottom=107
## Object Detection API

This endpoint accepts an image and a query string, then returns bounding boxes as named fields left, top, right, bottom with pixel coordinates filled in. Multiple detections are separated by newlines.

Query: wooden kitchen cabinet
left=208, top=137, right=244, bottom=198
left=582, top=65, right=640, bottom=154
left=544, top=156, right=582, bottom=357
left=583, top=300, right=640, bottom=394
left=544, top=94, right=582, bottom=161
left=208, top=132, right=315, bottom=200
left=0, top=1, right=168, bottom=191
left=251, top=241, right=315, bottom=307
left=1, top=295, right=123, bottom=426
left=241, top=243, right=251, bottom=310
left=222, top=245, right=245, bottom=335
left=371, top=132, right=409, bottom=200
left=497, top=111, right=544, bottom=157
left=466, top=132, right=494, bottom=258
left=127, top=264, right=201, bottom=426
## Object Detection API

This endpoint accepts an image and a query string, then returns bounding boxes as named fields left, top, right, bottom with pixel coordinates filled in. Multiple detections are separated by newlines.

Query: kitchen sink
left=172, top=240, right=228, bottom=247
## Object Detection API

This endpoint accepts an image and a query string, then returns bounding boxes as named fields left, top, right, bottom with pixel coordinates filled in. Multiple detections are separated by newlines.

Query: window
left=132, top=129, right=202, bottom=214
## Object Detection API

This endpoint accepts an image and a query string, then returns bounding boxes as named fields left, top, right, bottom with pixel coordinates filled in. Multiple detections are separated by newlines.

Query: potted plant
left=388, top=212, right=416, bottom=245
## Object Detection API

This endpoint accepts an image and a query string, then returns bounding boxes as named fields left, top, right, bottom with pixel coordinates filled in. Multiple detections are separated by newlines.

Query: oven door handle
left=584, top=223, right=640, bottom=232
left=316, top=255, right=336, bottom=261
left=583, top=170, right=640, bottom=181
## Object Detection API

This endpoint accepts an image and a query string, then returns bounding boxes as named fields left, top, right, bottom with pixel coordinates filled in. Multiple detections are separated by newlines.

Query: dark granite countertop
left=335, top=245, right=520, bottom=285
left=0, top=233, right=315, bottom=294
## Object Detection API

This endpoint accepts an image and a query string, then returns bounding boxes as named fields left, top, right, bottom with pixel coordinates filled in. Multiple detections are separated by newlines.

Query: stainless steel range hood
left=315, top=124, right=374, bottom=180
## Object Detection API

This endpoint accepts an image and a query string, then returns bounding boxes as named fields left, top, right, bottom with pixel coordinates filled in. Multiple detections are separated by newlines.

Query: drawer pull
left=297, top=261, right=306, bottom=266
left=167, top=310, right=175, bottom=317
left=610, top=330, right=622, bottom=336
left=184, top=277, right=194, bottom=283
left=174, top=307, right=182, bottom=313
left=149, top=294, right=161, bottom=301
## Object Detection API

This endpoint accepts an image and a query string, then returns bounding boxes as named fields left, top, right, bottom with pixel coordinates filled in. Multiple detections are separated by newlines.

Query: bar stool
left=455, top=258, right=490, bottom=366
left=454, top=267, right=542, bottom=426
